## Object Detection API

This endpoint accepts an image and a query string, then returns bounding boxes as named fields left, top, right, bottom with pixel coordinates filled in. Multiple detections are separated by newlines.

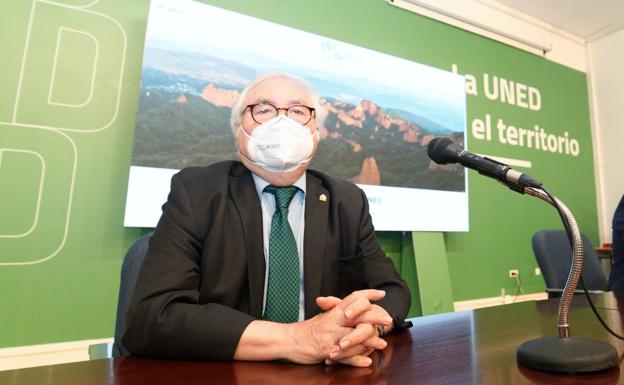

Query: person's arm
left=123, top=172, right=255, bottom=360
left=317, top=187, right=411, bottom=365
left=234, top=289, right=392, bottom=367
left=232, top=320, right=289, bottom=361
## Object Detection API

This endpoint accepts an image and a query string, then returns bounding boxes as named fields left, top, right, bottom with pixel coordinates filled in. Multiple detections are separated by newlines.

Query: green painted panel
left=0, top=0, right=596, bottom=347
left=411, top=232, right=454, bottom=314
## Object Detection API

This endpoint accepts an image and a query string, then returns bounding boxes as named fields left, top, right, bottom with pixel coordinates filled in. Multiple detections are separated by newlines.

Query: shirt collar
left=252, top=172, right=307, bottom=198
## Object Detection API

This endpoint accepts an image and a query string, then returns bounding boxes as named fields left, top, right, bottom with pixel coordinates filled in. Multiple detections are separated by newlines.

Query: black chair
left=532, top=229, right=608, bottom=298
left=112, top=232, right=153, bottom=357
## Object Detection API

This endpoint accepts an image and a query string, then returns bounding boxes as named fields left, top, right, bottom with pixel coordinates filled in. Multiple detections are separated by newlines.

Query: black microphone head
left=427, top=137, right=462, bottom=165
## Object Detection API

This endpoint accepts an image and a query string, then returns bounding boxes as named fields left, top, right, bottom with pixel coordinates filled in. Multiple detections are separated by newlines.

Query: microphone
left=428, top=136, right=619, bottom=374
left=426, top=137, right=541, bottom=191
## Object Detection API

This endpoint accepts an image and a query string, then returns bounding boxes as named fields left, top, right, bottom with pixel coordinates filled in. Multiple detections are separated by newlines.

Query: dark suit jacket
left=609, top=195, right=624, bottom=291
left=123, top=161, right=411, bottom=360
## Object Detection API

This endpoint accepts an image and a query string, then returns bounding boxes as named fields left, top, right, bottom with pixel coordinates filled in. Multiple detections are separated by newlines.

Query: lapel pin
left=319, top=194, right=327, bottom=202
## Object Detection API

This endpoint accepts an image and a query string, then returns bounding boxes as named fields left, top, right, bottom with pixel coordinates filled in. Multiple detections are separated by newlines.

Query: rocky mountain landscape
left=133, top=67, right=465, bottom=191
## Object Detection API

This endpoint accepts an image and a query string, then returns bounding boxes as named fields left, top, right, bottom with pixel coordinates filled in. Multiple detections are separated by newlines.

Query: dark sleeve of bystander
left=608, top=195, right=624, bottom=291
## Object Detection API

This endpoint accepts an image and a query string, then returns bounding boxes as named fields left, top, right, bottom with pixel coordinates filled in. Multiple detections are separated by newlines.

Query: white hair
left=230, top=72, right=326, bottom=136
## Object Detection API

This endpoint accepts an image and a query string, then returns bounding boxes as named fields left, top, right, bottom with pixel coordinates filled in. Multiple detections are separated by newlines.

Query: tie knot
left=265, top=185, right=298, bottom=209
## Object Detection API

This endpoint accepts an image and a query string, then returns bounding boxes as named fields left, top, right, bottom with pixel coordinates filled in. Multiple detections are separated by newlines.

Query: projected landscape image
left=132, top=0, right=466, bottom=191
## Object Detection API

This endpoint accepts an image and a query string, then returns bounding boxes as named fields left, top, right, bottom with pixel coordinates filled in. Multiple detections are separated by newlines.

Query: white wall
left=588, top=29, right=624, bottom=243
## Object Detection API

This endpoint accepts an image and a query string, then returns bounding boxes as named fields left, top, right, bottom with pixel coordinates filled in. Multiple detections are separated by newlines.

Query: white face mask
left=241, top=115, right=317, bottom=173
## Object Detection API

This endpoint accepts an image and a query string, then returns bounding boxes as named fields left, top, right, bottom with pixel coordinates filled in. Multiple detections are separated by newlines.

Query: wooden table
left=3, top=293, right=624, bottom=385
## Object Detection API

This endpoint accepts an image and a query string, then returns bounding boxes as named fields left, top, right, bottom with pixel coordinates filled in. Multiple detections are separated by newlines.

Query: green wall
left=0, top=0, right=597, bottom=347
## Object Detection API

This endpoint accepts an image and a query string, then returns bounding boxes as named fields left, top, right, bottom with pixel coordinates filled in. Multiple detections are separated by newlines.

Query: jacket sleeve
left=122, top=172, right=255, bottom=360
left=356, top=188, right=412, bottom=330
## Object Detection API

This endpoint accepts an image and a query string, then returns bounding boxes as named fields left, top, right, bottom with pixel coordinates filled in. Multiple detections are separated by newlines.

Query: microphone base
left=517, top=336, right=618, bottom=373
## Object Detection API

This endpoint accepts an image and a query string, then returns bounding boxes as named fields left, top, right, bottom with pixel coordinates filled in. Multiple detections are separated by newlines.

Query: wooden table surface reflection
left=3, top=293, right=624, bottom=385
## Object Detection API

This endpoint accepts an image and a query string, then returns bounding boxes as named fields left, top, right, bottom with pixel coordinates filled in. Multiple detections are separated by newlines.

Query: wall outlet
left=534, top=267, right=541, bottom=276
left=509, top=269, right=519, bottom=278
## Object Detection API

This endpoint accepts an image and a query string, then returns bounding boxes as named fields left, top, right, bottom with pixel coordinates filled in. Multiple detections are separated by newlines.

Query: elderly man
left=123, top=72, right=411, bottom=367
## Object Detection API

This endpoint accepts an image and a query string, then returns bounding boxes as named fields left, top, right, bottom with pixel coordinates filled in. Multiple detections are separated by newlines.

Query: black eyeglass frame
left=243, top=103, right=316, bottom=125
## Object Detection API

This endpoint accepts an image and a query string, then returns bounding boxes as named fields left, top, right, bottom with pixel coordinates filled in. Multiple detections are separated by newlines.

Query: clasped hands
left=285, top=289, right=393, bottom=367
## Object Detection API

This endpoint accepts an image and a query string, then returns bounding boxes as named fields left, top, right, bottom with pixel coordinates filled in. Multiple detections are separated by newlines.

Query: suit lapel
left=229, top=163, right=265, bottom=319
left=304, top=173, right=329, bottom=318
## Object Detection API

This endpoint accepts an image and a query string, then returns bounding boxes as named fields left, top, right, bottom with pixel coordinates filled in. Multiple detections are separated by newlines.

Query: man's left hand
left=316, top=293, right=394, bottom=366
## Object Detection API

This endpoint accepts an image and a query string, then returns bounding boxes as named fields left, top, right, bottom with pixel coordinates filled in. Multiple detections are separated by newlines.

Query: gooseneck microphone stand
left=516, top=187, right=619, bottom=373
left=425, top=137, right=619, bottom=373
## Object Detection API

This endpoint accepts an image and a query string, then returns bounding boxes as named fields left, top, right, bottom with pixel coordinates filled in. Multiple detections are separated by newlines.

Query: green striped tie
left=263, top=185, right=300, bottom=323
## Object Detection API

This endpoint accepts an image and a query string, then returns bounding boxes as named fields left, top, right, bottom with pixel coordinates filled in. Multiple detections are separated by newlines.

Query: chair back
left=112, top=232, right=152, bottom=357
left=532, top=230, right=608, bottom=296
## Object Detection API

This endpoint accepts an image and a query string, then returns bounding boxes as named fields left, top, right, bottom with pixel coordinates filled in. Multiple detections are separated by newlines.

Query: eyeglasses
left=244, top=103, right=316, bottom=125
